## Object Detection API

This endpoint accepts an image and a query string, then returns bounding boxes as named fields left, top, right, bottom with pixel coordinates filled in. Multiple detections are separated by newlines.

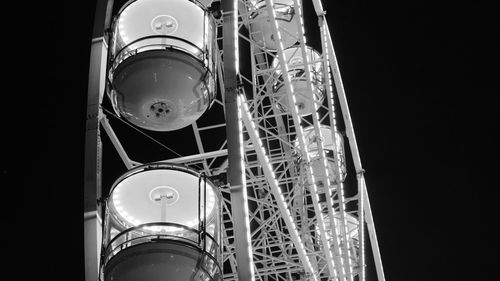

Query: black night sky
left=5, top=1, right=498, bottom=280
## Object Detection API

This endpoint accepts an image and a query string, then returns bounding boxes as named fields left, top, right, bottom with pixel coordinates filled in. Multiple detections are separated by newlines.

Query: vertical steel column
left=222, top=0, right=255, bottom=280
left=84, top=1, right=113, bottom=281
left=84, top=37, right=104, bottom=281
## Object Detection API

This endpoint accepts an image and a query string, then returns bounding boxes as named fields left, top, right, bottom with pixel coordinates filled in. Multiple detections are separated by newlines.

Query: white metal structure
left=84, top=0, right=386, bottom=281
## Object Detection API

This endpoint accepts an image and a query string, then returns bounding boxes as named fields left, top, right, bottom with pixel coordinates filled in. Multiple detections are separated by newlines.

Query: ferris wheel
left=84, top=0, right=386, bottom=280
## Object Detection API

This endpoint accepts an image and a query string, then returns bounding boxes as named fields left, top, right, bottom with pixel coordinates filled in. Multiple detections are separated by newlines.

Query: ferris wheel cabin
left=107, top=0, right=217, bottom=131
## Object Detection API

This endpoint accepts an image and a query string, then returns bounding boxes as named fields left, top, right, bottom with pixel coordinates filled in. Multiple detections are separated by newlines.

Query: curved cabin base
left=104, top=240, right=221, bottom=281
left=111, top=50, right=210, bottom=132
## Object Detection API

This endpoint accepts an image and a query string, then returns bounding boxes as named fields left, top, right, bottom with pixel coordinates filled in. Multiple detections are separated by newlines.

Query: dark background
left=5, top=0, right=498, bottom=280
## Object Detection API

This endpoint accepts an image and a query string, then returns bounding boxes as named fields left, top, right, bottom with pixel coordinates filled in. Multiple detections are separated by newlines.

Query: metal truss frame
left=84, top=1, right=385, bottom=281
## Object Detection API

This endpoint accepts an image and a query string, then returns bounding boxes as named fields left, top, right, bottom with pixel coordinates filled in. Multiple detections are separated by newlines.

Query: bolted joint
left=208, top=4, right=222, bottom=19
left=356, top=169, right=366, bottom=179
left=317, top=11, right=326, bottom=26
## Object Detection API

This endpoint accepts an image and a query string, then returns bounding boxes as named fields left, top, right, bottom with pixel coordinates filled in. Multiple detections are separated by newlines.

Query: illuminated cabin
left=107, top=0, right=217, bottom=131
left=272, top=45, right=325, bottom=116
left=247, top=0, right=299, bottom=50
left=298, top=125, right=346, bottom=202
left=100, top=163, right=222, bottom=281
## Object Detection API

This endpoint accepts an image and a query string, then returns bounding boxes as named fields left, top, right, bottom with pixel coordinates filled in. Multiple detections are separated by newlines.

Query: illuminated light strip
left=320, top=25, right=354, bottom=281
left=288, top=0, right=351, bottom=279
left=233, top=0, right=239, bottom=74
left=205, top=11, right=209, bottom=59
left=117, top=3, right=132, bottom=44
left=236, top=94, right=256, bottom=279
left=318, top=14, right=356, bottom=280
left=239, top=95, right=317, bottom=281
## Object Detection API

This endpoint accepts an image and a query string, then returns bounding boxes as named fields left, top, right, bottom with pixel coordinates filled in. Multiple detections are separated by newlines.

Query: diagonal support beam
left=100, top=116, right=135, bottom=169
left=362, top=175, right=386, bottom=281
left=240, top=95, right=318, bottom=280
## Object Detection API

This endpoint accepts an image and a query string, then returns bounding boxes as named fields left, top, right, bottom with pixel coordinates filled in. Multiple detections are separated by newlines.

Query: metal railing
left=101, top=221, right=222, bottom=272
